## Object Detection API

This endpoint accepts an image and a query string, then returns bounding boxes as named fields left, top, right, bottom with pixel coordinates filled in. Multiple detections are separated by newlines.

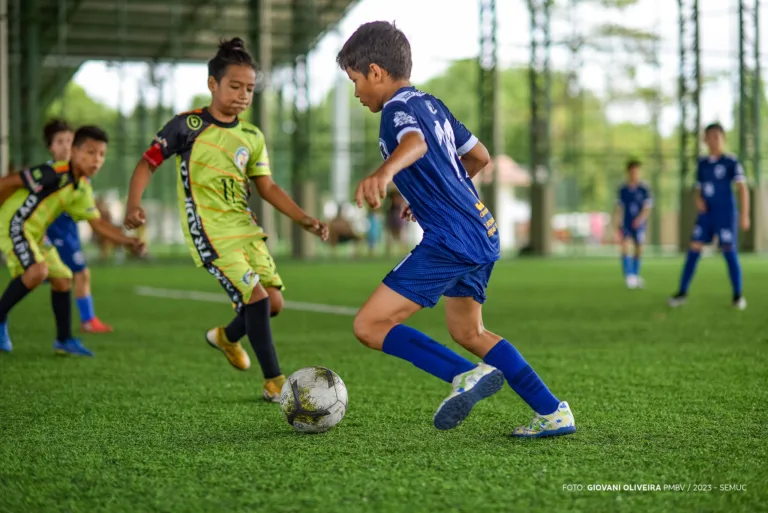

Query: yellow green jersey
left=143, top=108, right=271, bottom=267
left=0, top=161, right=100, bottom=269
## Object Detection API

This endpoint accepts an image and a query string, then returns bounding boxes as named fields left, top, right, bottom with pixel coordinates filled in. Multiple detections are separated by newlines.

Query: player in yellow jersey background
left=124, top=37, right=328, bottom=402
left=0, top=126, right=145, bottom=356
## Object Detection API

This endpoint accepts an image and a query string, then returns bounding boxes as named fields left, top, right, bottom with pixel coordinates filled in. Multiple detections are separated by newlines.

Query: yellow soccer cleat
left=263, top=375, right=286, bottom=403
left=205, top=327, right=251, bottom=371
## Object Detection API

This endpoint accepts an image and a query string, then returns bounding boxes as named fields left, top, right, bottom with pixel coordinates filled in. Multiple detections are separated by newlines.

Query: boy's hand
left=740, top=211, right=751, bottom=231
left=124, top=206, right=146, bottom=229
left=299, top=216, right=329, bottom=241
left=401, top=205, right=416, bottom=222
left=695, top=196, right=707, bottom=213
left=355, top=166, right=393, bottom=209
left=127, top=237, right=147, bottom=256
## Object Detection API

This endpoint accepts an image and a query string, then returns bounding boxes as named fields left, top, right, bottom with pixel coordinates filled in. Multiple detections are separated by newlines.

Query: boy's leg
left=717, top=223, right=745, bottom=309
left=670, top=214, right=711, bottom=306
left=633, top=231, right=645, bottom=287
left=54, top=229, right=112, bottom=333
left=619, top=230, right=633, bottom=282
left=353, top=246, right=503, bottom=430
left=0, top=246, right=48, bottom=352
left=214, top=240, right=285, bottom=343
left=441, top=264, right=574, bottom=437
left=45, top=247, right=93, bottom=356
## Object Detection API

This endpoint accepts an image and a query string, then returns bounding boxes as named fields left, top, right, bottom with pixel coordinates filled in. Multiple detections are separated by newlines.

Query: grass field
left=1, top=255, right=767, bottom=512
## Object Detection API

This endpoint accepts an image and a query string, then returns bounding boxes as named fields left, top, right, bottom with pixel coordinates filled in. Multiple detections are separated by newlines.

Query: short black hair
left=705, top=122, right=725, bottom=135
left=336, top=21, right=412, bottom=80
left=43, top=119, right=73, bottom=147
left=626, top=158, right=642, bottom=171
left=73, top=125, right=109, bottom=147
left=208, top=37, right=256, bottom=83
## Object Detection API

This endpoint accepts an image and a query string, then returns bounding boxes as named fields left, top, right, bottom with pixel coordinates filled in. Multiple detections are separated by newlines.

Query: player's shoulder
left=166, top=109, right=207, bottom=134
left=638, top=181, right=652, bottom=191
left=384, top=87, right=429, bottom=107
left=721, top=153, right=740, bottom=165
left=235, top=119, right=266, bottom=143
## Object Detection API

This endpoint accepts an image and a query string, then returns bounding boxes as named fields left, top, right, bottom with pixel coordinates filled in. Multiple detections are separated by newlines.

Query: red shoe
left=81, top=317, right=114, bottom=333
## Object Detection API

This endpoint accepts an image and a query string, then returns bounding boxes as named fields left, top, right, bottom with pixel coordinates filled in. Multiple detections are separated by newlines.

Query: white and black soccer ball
left=279, top=367, right=348, bottom=434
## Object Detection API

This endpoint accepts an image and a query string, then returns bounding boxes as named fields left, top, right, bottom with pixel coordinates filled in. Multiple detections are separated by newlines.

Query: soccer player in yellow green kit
left=0, top=126, right=144, bottom=355
left=124, top=38, right=328, bottom=402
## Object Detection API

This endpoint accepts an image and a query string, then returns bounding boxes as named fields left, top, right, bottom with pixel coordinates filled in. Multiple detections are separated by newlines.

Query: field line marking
left=134, top=286, right=359, bottom=317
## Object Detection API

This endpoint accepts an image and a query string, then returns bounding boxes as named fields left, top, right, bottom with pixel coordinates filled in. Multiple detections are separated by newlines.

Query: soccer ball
left=279, top=366, right=348, bottom=434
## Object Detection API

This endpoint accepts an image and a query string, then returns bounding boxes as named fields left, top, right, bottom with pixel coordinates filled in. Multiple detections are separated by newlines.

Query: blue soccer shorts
left=382, top=243, right=495, bottom=308
left=46, top=214, right=86, bottom=273
left=691, top=212, right=737, bottom=248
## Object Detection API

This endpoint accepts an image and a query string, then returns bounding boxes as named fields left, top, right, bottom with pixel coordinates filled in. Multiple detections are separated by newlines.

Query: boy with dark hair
left=124, top=38, right=328, bottom=402
left=337, top=21, right=576, bottom=437
left=669, top=122, right=750, bottom=309
left=0, top=126, right=144, bottom=355
left=43, top=119, right=113, bottom=333
left=614, top=158, right=652, bottom=288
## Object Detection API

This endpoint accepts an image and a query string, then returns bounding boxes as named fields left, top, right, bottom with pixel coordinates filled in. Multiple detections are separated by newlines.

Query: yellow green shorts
left=0, top=237, right=72, bottom=279
left=204, top=238, right=284, bottom=311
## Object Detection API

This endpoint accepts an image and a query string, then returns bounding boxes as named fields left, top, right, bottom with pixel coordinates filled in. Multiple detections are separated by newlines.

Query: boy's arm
left=0, top=174, right=23, bottom=204
left=124, top=158, right=156, bottom=229
left=460, top=141, right=491, bottom=179
left=356, top=131, right=427, bottom=209
left=88, top=217, right=143, bottom=252
left=253, top=175, right=328, bottom=240
left=634, top=188, right=653, bottom=228
left=694, top=161, right=707, bottom=213
left=735, top=162, right=750, bottom=230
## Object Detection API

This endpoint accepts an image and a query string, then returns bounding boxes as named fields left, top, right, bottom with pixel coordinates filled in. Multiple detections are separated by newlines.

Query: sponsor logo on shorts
left=10, top=194, right=40, bottom=268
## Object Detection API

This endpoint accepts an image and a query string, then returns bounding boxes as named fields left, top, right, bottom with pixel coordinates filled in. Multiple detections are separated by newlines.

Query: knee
left=49, top=277, right=72, bottom=292
left=352, top=313, right=380, bottom=349
left=689, top=242, right=703, bottom=252
left=448, top=323, right=482, bottom=347
left=23, top=263, right=48, bottom=288
left=76, top=267, right=90, bottom=282
left=268, top=289, right=284, bottom=317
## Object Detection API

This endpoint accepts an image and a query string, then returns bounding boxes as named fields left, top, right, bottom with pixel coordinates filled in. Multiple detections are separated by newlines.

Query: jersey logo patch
left=186, top=115, right=203, bottom=131
left=393, top=111, right=417, bottom=128
left=379, top=139, right=390, bottom=161
left=714, top=164, right=726, bottom=179
left=234, top=147, right=250, bottom=171
left=426, top=101, right=438, bottom=114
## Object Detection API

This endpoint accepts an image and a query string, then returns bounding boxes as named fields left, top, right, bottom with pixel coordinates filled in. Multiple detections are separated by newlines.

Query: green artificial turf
left=1, top=256, right=766, bottom=512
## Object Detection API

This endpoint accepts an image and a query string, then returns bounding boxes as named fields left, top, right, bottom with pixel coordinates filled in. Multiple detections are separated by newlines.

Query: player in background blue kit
left=613, top=159, right=652, bottom=289
left=43, top=120, right=114, bottom=333
left=337, top=21, right=575, bottom=438
left=669, top=123, right=750, bottom=310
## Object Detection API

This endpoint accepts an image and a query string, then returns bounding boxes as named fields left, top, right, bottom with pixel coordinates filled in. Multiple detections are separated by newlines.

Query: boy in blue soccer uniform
left=669, top=122, right=750, bottom=309
left=43, top=120, right=113, bottom=332
left=337, top=21, right=575, bottom=437
left=614, top=159, right=652, bottom=289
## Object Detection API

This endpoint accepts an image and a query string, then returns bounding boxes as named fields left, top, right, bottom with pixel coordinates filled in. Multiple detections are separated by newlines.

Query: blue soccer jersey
left=617, top=182, right=653, bottom=229
left=696, top=154, right=745, bottom=215
left=691, top=154, right=746, bottom=246
left=378, top=86, right=499, bottom=264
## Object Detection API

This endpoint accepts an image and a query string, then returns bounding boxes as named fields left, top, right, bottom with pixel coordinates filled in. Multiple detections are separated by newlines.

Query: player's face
left=346, top=66, right=385, bottom=113
left=49, top=130, right=73, bottom=161
left=704, top=129, right=725, bottom=154
left=210, top=64, right=256, bottom=116
left=71, top=138, right=107, bottom=178
left=628, top=166, right=640, bottom=183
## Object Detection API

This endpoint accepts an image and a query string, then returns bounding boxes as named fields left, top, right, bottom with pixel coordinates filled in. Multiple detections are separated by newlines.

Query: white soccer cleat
left=733, top=297, right=747, bottom=310
left=635, top=277, right=645, bottom=289
left=668, top=295, right=687, bottom=308
left=433, top=363, right=505, bottom=431
left=626, top=275, right=638, bottom=289
left=511, top=401, right=576, bottom=438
